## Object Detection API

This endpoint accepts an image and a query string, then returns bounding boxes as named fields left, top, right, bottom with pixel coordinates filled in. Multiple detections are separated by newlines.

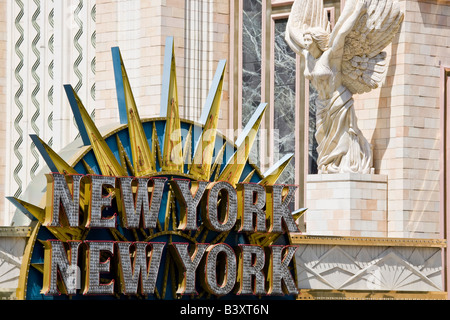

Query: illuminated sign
left=41, top=173, right=299, bottom=297
left=9, top=37, right=305, bottom=300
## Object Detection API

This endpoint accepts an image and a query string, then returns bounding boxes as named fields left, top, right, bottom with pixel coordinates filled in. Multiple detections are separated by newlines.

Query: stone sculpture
left=286, top=0, right=403, bottom=174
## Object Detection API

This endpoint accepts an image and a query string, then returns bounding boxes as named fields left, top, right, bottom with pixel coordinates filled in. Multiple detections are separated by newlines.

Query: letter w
left=118, top=177, right=166, bottom=228
left=116, top=242, right=165, bottom=295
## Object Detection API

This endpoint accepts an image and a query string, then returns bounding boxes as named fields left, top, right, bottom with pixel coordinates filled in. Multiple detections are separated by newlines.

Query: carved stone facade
left=293, top=235, right=445, bottom=296
left=0, top=227, right=29, bottom=299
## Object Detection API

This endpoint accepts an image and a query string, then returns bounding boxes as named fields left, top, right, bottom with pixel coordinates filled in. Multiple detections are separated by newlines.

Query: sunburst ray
left=218, top=103, right=267, bottom=186
left=189, top=60, right=226, bottom=180
left=112, top=47, right=156, bottom=176
left=160, top=37, right=183, bottom=172
left=64, top=85, right=126, bottom=177
left=29, top=134, right=77, bottom=175
left=7, top=197, right=85, bottom=241
left=259, top=153, right=294, bottom=186
left=7, top=196, right=45, bottom=222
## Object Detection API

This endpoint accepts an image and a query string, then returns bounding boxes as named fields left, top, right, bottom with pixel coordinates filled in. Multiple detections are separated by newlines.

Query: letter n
left=45, top=173, right=83, bottom=227
left=41, top=240, right=81, bottom=295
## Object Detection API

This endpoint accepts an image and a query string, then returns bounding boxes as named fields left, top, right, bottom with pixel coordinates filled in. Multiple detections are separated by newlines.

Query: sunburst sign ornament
left=8, top=37, right=306, bottom=300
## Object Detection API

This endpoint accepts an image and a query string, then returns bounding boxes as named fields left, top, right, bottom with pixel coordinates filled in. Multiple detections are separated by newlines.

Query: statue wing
left=336, top=0, right=404, bottom=94
left=285, top=0, right=331, bottom=54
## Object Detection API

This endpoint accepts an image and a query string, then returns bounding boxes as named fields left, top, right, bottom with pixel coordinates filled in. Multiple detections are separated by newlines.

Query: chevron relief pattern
left=0, top=237, right=27, bottom=290
left=296, top=245, right=443, bottom=292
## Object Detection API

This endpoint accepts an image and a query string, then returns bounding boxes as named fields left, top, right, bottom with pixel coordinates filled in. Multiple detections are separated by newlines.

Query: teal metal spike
left=111, top=46, right=128, bottom=124
left=29, top=134, right=58, bottom=173
left=235, top=102, right=267, bottom=147
left=64, top=84, right=90, bottom=146
left=199, top=59, right=227, bottom=125
left=160, top=36, right=175, bottom=118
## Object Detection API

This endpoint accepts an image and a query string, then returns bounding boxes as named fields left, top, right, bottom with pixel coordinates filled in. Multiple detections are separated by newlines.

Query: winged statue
left=286, top=0, right=403, bottom=174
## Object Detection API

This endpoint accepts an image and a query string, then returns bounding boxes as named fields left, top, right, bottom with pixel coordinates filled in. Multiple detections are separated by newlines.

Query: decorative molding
left=0, top=227, right=31, bottom=238
left=293, top=236, right=445, bottom=293
left=298, top=289, right=447, bottom=300
left=291, top=234, right=447, bottom=248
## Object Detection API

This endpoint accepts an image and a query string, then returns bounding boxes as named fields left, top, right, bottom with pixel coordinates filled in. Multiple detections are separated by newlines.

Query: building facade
left=0, top=0, right=449, bottom=299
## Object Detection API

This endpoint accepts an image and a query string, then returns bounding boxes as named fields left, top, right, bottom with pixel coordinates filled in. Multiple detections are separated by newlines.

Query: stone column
left=306, top=173, right=388, bottom=237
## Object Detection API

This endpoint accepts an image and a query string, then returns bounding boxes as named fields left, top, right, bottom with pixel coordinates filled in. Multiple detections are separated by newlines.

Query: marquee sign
left=8, top=37, right=305, bottom=300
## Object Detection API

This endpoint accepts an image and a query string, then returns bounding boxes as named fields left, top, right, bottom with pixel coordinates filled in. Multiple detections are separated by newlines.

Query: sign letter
left=202, top=181, right=237, bottom=232
left=45, top=173, right=83, bottom=227
left=267, top=245, right=299, bottom=295
left=237, top=244, right=266, bottom=295
left=41, top=240, right=81, bottom=295
left=86, top=175, right=117, bottom=228
left=171, top=179, right=208, bottom=230
left=266, top=185, right=299, bottom=233
left=171, top=243, right=208, bottom=295
left=84, top=241, right=115, bottom=295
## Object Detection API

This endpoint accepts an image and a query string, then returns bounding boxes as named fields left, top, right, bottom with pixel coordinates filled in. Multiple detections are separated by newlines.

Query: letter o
left=204, top=243, right=237, bottom=296
left=203, top=181, right=238, bottom=232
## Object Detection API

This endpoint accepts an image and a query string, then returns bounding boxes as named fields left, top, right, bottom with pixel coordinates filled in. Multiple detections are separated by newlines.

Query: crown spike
left=189, top=61, right=226, bottom=180
left=218, top=103, right=267, bottom=186
left=111, top=47, right=156, bottom=176
left=259, top=153, right=294, bottom=186
left=29, top=134, right=77, bottom=174
left=160, top=37, right=183, bottom=172
left=64, top=85, right=126, bottom=177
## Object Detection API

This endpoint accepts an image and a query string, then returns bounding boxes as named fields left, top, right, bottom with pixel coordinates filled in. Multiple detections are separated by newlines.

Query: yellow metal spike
left=259, top=153, right=294, bottom=186
left=161, top=41, right=183, bottom=173
left=162, top=98, right=183, bottom=172
left=209, top=142, right=226, bottom=180
left=183, top=124, right=192, bottom=165
left=292, top=207, right=308, bottom=221
left=48, top=226, right=85, bottom=242
left=242, top=169, right=256, bottom=183
left=81, top=159, right=95, bottom=175
left=30, top=135, right=77, bottom=175
left=31, top=263, right=44, bottom=274
left=8, top=197, right=85, bottom=242
left=7, top=197, right=45, bottom=223
left=218, top=103, right=267, bottom=186
left=152, top=122, right=163, bottom=168
left=189, top=109, right=221, bottom=180
left=115, top=134, right=135, bottom=176
left=119, top=65, right=156, bottom=176
left=68, top=86, right=126, bottom=177
left=189, top=61, right=226, bottom=180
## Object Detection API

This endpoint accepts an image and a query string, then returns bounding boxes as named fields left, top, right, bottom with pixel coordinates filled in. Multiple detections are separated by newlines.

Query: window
left=231, top=0, right=340, bottom=213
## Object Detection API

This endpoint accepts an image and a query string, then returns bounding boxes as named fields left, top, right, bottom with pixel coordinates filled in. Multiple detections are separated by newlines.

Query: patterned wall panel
left=183, top=0, right=214, bottom=122
left=296, top=242, right=443, bottom=292
left=0, top=227, right=30, bottom=298
left=6, top=0, right=96, bottom=225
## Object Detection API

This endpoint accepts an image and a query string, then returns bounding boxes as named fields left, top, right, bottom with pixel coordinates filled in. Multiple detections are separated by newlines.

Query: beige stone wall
left=306, top=173, right=388, bottom=237
left=95, top=0, right=230, bottom=135
left=353, top=0, right=449, bottom=238
left=95, top=0, right=180, bottom=126
left=212, top=0, right=230, bottom=134
left=0, top=1, right=6, bottom=226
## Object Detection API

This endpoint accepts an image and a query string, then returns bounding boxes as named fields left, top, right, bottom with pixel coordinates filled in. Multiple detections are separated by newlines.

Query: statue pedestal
left=305, top=173, right=388, bottom=237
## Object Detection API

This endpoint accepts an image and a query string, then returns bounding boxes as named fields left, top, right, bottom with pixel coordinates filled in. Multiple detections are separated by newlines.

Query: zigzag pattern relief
left=90, top=4, right=96, bottom=102
left=47, top=2, right=54, bottom=147
left=30, top=0, right=41, bottom=180
left=13, top=0, right=24, bottom=198
left=73, top=0, right=83, bottom=93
